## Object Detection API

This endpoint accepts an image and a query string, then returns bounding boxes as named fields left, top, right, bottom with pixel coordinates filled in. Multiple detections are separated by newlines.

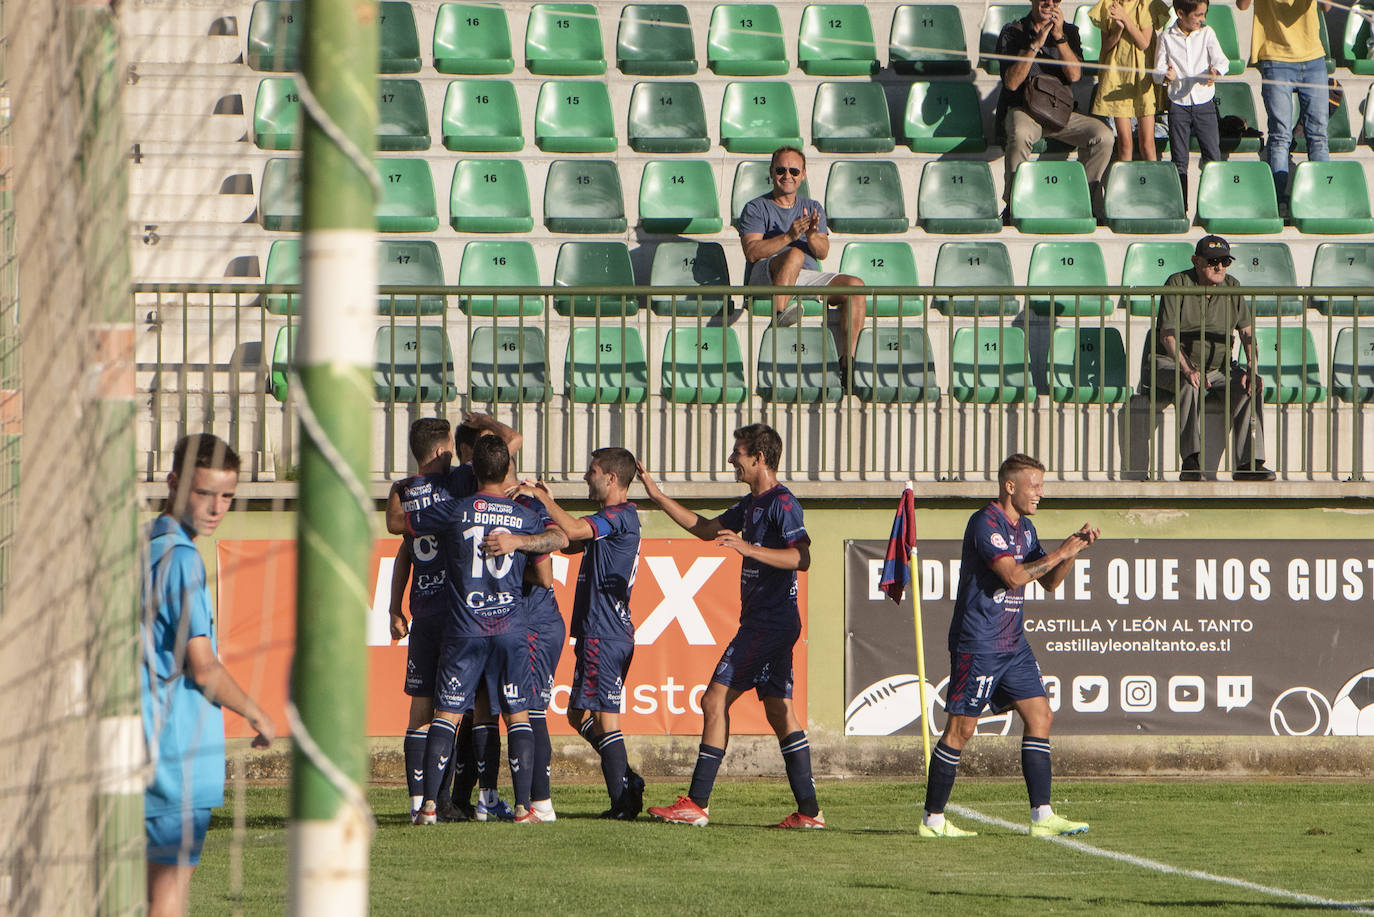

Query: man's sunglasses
left=774, top=166, right=802, bottom=177
left=1205, top=257, right=1234, bottom=267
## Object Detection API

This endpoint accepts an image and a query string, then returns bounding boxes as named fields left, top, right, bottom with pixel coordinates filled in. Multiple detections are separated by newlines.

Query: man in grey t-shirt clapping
left=738, top=146, right=866, bottom=368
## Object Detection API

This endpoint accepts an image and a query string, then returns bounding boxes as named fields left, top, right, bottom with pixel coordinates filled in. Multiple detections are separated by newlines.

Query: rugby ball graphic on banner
left=844, top=675, right=933, bottom=735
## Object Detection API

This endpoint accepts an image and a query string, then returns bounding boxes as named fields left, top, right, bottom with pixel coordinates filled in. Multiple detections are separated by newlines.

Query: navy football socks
left=473, top=723, right=498, bottom=792
left=421, top=718, right=457, bottom=803
left=403, top=729, right=427, bottom=802
left=450, top=714, right=477, bottom=806
left=923, top=741, right=962, bottom=815
left=1021, top=736, right=1053, bottom=809
left=687, top=744, right=725, bottom=808
left=507, top=721, right=535, bottom=810
left=779, top=730, right=820, bottom=817
left=596, top=730, right=629, bottom=805
left=530, top=709, right=553, bottom=802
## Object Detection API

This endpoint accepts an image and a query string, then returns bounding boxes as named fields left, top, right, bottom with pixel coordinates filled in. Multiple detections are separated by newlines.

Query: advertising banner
left=845, top=538, right=1374, bottom=737
left=218, top=538, right=807, bottom=737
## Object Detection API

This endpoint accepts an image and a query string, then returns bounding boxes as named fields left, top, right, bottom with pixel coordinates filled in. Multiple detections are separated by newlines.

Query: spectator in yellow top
left=1090, top=0, right=1171, bottom=161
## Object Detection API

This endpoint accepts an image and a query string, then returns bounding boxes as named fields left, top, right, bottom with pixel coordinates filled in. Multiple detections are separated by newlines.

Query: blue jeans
left=1258, top=56, right=1329, bottom=200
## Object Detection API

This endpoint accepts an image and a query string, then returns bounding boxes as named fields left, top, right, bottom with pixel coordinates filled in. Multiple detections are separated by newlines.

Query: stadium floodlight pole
left=907, top=480, right=933, bottom=774
left=287, top=0, right=377, bottom=913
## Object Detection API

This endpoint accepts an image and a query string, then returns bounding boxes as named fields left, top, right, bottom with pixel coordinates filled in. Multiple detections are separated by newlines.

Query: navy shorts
left=712, top=624, right=799, bottom=699
left=945, top=643, right=1046, bottom=717
left=435, top=631, right=532, bottom=715
left=146, top=807, right=212, bottom=866
left=569, top=636, right=634, bottom=713
left=527, top=614, right=566, bottom=711
left=404, top=614, right=444, bottom=698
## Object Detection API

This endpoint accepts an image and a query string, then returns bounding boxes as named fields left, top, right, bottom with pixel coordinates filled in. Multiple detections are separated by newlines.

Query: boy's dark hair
left=472, top=434, right=510, bottom=485
left=733, top=423, right=783, bottom=471
left=455, top=423, right=481, bottom=451
left=1173, top=0, right=1207, bottom=16
left=998, top=452, right=1046, bottom=485
left=591, top=447, right=637, bottom=488
left=171, top=433, right=240, bottom=479
left=408, top=417, right=451, bottom=463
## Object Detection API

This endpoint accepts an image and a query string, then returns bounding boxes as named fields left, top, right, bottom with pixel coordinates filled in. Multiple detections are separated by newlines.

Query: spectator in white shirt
left=1153, top=0, right=1228, bottom=202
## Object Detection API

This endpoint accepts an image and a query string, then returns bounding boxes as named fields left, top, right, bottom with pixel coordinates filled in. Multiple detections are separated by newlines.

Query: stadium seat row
left=266, top=320, right=1374, bottom=406
left=252, top=156, right=1374, bottom=238
left=258, top=237, right=1374, bottom=320
left=246, top=77, right=1366, bottom=157
left=238, top=1, right=1362, bottom=78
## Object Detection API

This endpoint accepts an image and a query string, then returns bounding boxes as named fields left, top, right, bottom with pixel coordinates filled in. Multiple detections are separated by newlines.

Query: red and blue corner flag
left=879, top=484, right=918, bottom=603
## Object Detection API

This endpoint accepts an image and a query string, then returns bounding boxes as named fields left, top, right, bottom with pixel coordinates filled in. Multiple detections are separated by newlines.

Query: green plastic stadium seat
left=1321, top=12, right=1336, bottom=73
left=890, top=4, right=971, bottom=75
left=1009, top=160, right=1096, bottom=234
left=757, top=326, right=843, bottom=402
left=1200, top=83, right=1261, bottom=153
left=1049, top=326, right=1129, bottom=403
left=1331, top=326, right=1374, bottom=402
left=263, top=240, right=302, bottom=315
left=255, top=78, right=429, bottom=151
left=535, top=80, right=616, bottom=152
left=1227, top=243, right=1302, bottom=316
left=825, top=161, right=908, bottom=233
left=979, top=5, right=1030, bottom=73
left=552, top=241, right=637, bottom=316
left=441, top=80, right=523, bottom=152
left=649, top=241, right=731, bottom=315
left=707, top=4, right=788, bottom=75
left=1072, top=5, right=1101, bottom=66
left=852, top=327, right=939, bottom=403
left=812, top=82, right=894, bottom=153
left=1339, top=8, right=1374, bottom=73
left=525, top=3, right=606, bottom=75
left=457, top=240, right=541, bottom=316
left=373, top=326, right=457, bottom=403
left=1291, top=89, right=1356, bottom=154
left=260, top=157, right=438, bottom=232
left=838, top=242, right=922, bottom=316
left=917, top=160, right=1001, bottom=233
left=1289, top=161, right=1374, bottom=234
left=1027, top=242, right=1111, bottom=316
left=617, top=4, right=697, bottom=74
left=902, top=81, right=987, bottom=153
left=1119, top=241, right=1194, bottom=316
left=798, top=4, right=879, bottom=75
left=1248, top=326, right=1326, bottom=404
left=627, top=81, right=710, bottom=153
left=269, top=324, right=295, bottom=401
left=1308, top=242, right=1374, bottom=315
left=1197, top=161, right=1282, bottom=234
left=951, top=325, right=1033, bottom=402
left=1104, top=162, right=1189, bottom=234
left=469, top=326, right=550, bottom=402
left=377, top=241, right=447, bottom=316
left=1365, top=85, right=1374, bottom=149
left=731, top=160, right=811, bottom=226
left=931, top=241, right=1018, bottom=316
left=661, top=325, right=747, bottom=403
left=247, top=1, right=421, bottom=72
left=433, top=2, right=514, bottom=73
left=543, top=160, right=627, bottom=233
left=1198, top=3, right=1244, bottom=74
left=565, top=326, right=649, bottom=403
left=719, top=81, right=803, bottom=153
left=449, top=159, right=532, bottom=233
left=639, top=160, right=722, bottom=234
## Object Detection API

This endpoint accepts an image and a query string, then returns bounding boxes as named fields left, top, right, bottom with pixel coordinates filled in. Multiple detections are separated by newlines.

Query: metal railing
left=133, top=282, right=1374, bottom=486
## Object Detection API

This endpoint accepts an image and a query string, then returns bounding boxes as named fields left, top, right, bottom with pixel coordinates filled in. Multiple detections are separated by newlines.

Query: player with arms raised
left=920, top=453, right=1099, bottom=839
left=403, top=435, right=568, bottom=824
left=641, top=424, right=823, bottom=828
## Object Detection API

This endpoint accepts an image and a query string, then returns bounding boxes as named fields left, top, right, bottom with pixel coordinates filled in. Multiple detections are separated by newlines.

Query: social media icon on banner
left=1072, top=675, right=1110, bottom=713
left=1218, top=675, right=1254, bottom=712
left=1120, top=676, right=1157, bottom=713
left=1042, top=675, right=1061, bottom=713
left=1168, top=675, right=1206, bottom=713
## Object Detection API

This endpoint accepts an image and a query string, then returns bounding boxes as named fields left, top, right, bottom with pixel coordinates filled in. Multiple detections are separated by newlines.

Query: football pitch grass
left=195, top=779, right=1374, bottom=915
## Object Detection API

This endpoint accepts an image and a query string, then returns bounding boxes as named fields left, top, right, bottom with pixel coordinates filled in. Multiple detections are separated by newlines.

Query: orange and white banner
left=217, top=538, right=808, bottom=737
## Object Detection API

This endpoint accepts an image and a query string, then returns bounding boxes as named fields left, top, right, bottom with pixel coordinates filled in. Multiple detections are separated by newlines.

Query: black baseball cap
left=1195, top=235, right=1231, bottom=258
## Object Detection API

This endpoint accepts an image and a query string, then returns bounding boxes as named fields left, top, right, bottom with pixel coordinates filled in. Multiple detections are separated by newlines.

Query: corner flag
left=879, top=484, right=918, bottom=603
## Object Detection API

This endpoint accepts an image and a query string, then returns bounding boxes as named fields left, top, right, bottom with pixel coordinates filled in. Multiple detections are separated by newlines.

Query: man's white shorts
left=747, top=253, right=839, bottom=288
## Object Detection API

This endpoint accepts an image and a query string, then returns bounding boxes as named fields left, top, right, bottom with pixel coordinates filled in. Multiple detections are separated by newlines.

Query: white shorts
left=747, top=253, right=839, bottom=288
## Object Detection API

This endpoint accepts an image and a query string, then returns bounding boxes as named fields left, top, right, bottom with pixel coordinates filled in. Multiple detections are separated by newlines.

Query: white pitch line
left=949, top=805, right=1374, bottom=914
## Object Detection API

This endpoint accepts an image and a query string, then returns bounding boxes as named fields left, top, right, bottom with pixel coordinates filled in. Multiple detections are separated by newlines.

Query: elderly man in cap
left=1146, top=235, right=1275, bottom=482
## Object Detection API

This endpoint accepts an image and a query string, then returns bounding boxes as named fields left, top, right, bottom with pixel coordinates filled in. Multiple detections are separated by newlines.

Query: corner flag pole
left=907, top=480, right=933, bottom=774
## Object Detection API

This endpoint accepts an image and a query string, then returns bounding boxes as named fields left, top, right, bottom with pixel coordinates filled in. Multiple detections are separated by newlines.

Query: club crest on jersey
left=990, top=532, right=1008, bottom=550
left=474, top=498, right=488, bottom=512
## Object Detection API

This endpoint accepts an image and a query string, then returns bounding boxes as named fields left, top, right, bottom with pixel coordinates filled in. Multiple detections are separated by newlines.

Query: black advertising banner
left=845, top=539, right=1374, bottom=737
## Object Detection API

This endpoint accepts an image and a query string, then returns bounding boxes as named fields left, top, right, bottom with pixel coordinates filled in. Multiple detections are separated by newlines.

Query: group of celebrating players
left=384, top=414, right=823, bottom=827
